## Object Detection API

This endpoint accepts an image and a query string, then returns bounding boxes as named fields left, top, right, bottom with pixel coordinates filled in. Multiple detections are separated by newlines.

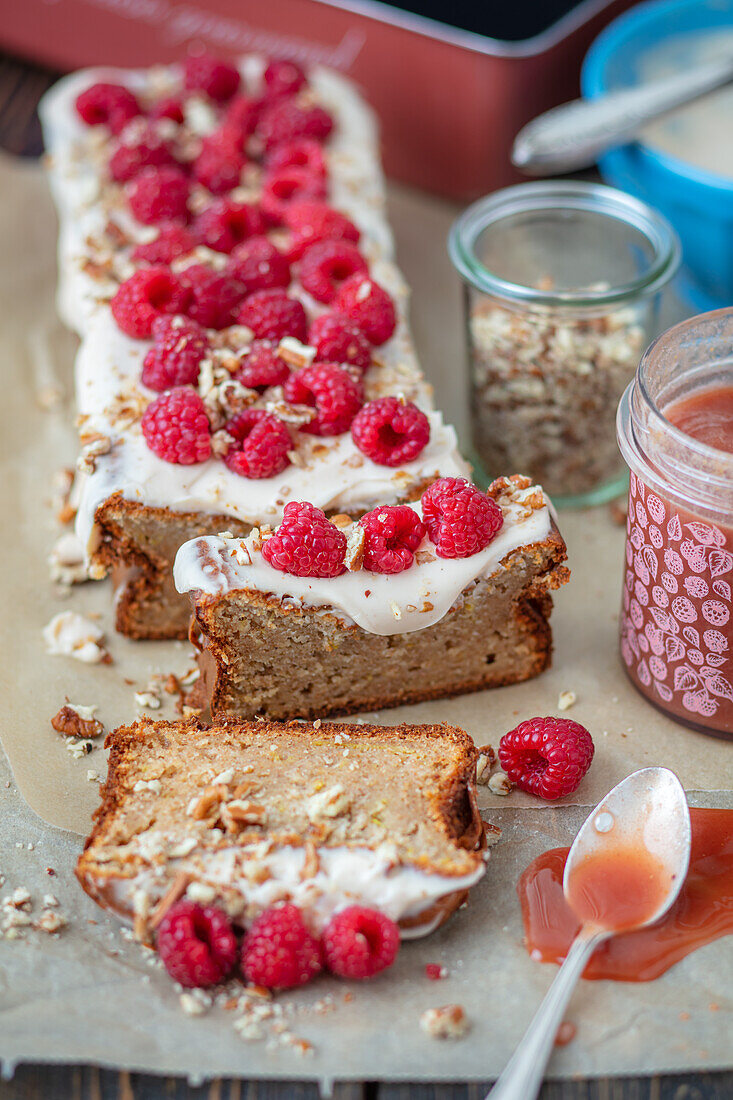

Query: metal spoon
left=512, top=53, right=733, bottom=175
left=487, top=767, right=691, bottom=1100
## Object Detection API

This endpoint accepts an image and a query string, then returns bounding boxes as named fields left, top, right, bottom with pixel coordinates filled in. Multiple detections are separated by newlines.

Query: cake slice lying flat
left=77, top=718, right=489, bottom=939
left=174, top=476, right=569, bottom=720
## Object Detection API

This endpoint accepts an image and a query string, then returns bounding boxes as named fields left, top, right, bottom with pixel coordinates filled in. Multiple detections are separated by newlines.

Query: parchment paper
left=0, top=152, right=730, bottom=1083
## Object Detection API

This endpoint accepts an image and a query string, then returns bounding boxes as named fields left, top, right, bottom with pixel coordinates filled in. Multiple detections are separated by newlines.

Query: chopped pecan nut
left=51, top=704, right=104, bottom=739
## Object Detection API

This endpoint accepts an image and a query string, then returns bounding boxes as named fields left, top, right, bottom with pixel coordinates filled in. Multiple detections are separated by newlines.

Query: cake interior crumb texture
left=80, top=718, right=484, bottom=882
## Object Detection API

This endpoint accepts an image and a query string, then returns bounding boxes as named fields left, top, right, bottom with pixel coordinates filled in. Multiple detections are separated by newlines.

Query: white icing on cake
left=89, top=841, right=485, bottom=938
left=39, top=60, right=469, bottom=556
left=173, top=484, right=552, bottom=636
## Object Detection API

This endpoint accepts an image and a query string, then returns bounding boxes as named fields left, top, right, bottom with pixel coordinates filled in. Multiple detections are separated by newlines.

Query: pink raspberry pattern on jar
left=620, top=472, right=733, bottom=732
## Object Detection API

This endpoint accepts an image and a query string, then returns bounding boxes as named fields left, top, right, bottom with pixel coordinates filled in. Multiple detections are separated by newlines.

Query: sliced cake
left=77, top=717, right=490, bottom=940
left=174, top=475, right=569, bottom=719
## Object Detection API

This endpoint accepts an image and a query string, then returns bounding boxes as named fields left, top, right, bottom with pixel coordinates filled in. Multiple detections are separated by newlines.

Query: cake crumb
left=180, top=991, right=210, bottom=1017
left=488, top=772, right=513, bottom=796
left=48, top=532, right=88, bottom=586
left=558, top=690, right=577, bottom=711
left=420, top=1004, right=470, bottom=1040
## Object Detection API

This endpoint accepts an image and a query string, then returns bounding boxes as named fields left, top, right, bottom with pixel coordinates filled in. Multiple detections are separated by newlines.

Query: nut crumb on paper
left=43, top=611, right=110, bottom=664
left=558, top=690, right=577, bottom=711
left=51, top=703, right=104, bottom=739
left=488, top=771, right=513, bottom=797
left=420, top=1004, right=470, bottom=1040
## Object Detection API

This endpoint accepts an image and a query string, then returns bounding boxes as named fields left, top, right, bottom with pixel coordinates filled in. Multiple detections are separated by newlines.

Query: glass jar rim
left=448, top=180, right=681, bottom=309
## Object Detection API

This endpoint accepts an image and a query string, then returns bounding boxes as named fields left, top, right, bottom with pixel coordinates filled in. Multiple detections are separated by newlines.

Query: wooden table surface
left=0, top=47, right=730, bottom=1100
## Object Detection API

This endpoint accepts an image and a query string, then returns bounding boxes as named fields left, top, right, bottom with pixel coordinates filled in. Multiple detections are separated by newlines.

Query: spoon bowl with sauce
left=487, top=767, right=691, bottom=1100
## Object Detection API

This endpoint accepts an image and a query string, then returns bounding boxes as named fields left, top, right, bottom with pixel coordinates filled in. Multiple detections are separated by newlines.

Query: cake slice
left=77, top=717, right=490, bottom=940
left=40, top=56, right=467, bottom=640
left=174, top=476, right=569, bottom=720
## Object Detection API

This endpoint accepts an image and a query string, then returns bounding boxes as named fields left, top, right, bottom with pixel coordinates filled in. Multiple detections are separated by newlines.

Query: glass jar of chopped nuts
left=449, top=181, right=680, bottom=506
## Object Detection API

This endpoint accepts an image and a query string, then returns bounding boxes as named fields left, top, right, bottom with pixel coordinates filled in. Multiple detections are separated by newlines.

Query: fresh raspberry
left=141, top=386, right=211, bottom=464
left=498, top=717, right=595, bottom=801
left=109, top=128, right=177, bottom=183
left=322, top=907, right=399, bottom=979
left=131, top=222, right=197, bottom=265
left=227, top=237, right=291, bottom=294
left=263, top=58, right=307, bottom=99
left=223, top=94, right=263, bottom=139
left=193, top=199, right=267, bottom=254
left=283, top=362, right=362, bottom=436
left=128, top=165, right=190, bottom=225
left=309, top=313, right=371, bottom=374
left=241, top=904, right=322, bottom=990
left=178, top=264, right=246, bottom=330
left=235, top=341, right=290, bottom=390
left=299, top=240, right=368, bottom=305
left=224, top=409, right=291, bottom=479
left=110, top=266, right=190, bottom=338
left=266, top=139, right=327, bottom=178
left=149, top=95, right=185, bottom=124
left=351, top=397, right=430, bottom=467
left=257, top=98, right=333, bottom=151
left=262, top=501, right=346, bottom=577
left=421, top=478, right=504, bottom=559
left=333, top=275, right=396, bottom=346
left=75, top=82, right=140, bottom=133
left=284, top=201, right=360, bottom=261
left=142, top=315, right=209, bottom=391
left=359, top=505, right=426, bottom=574
left=237, top=289, right=307, bottom=342
left=192, top=130, right=246, bottom=195
left=156, top=901, right=237, bottom=988
left=184, top=54, right=240, bottom=102
left=261, top=166, right=327, bottom=226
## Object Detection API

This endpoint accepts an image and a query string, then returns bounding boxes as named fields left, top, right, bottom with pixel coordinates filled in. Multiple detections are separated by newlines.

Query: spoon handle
left=486, top=929, right=607, bottom=1100
left=512, top=54, right=733, bottom=175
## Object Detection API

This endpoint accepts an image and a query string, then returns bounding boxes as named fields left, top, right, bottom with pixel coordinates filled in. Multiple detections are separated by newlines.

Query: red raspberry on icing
left=241, top=904, right=322, bottom=990
left=110, top=266, right=190, bottom=338
left=257, top=99, right=333, bottom=151
left=131, top=222, right=197, bottom=265
left=237, top=289, right=307, bottom=342
left=262, top=501, right=346, bottom=577
left=142, top=315, right=209, bottom=391
left=142, top=385, right=212, bottom=464
left=421, top=478, right=504, bottom=559
left=283, top=362, right=362, bottom=436
left=235, top=341, right=290, bottom=390
left=322, top=907, right=400, bottom=980
left=183, top=53, right=240, bottom=102
left=351, top=396, right=430, bottom=467
left=309, top=313, right=371, bottom=374
left=109, top=128, right=177, bottom=183
left=359, top=505, right=427, bottom=574
left=227, top=237, right=291, bottom=294
left=223, top=94, right=263, bottom=139
left=333, top=274, right=396, bottom=346
left=284, top=201, right=360, bottom=261
left=266, top=139, right=327, bottom=178
left=75, top=82, right=140, bottom=133
left=263, top=58, right=307, bottom=99
left=156, top=901, right=237, bottom=988
left=178, top=264, right=246, bottom=330
left=299, top=240, right=368, bottom=305
left=498, top=717, right=595, bottom=801
left=193, top=199, right=267, bottom=254
left=192, top=130, right=246, bottom=195
left=127, top=166, right=190, bottom=226
left=224, top=409, right=291, bottom=479
left=149, top=95, right=185, bottom=124
left=261, top=166, right=327, bottom=226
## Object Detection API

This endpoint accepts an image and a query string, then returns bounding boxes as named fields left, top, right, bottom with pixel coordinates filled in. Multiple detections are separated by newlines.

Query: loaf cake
left=40, top=55, right=467, bottom=639
left=77, top=717, right=490, bottom=939
left=174, top=475, right=569, bottom=719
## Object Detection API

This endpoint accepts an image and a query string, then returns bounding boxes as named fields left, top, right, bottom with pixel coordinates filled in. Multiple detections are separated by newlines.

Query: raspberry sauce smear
left=617, top=309, right=733, bottom=738
left=519, top=808, right=733, bottom=981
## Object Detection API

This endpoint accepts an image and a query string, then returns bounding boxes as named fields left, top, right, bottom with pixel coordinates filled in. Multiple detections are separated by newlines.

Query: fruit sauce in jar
left=617, top=309, right=733, bottom=739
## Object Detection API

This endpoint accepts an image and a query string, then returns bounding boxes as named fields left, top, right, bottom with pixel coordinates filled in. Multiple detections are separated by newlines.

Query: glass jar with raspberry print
left=617, top=308, right=733, bottom=739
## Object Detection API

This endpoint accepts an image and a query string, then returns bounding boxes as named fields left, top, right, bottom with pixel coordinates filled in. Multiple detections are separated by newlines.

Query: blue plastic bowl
left=582, top=0, right=733, bottom=310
